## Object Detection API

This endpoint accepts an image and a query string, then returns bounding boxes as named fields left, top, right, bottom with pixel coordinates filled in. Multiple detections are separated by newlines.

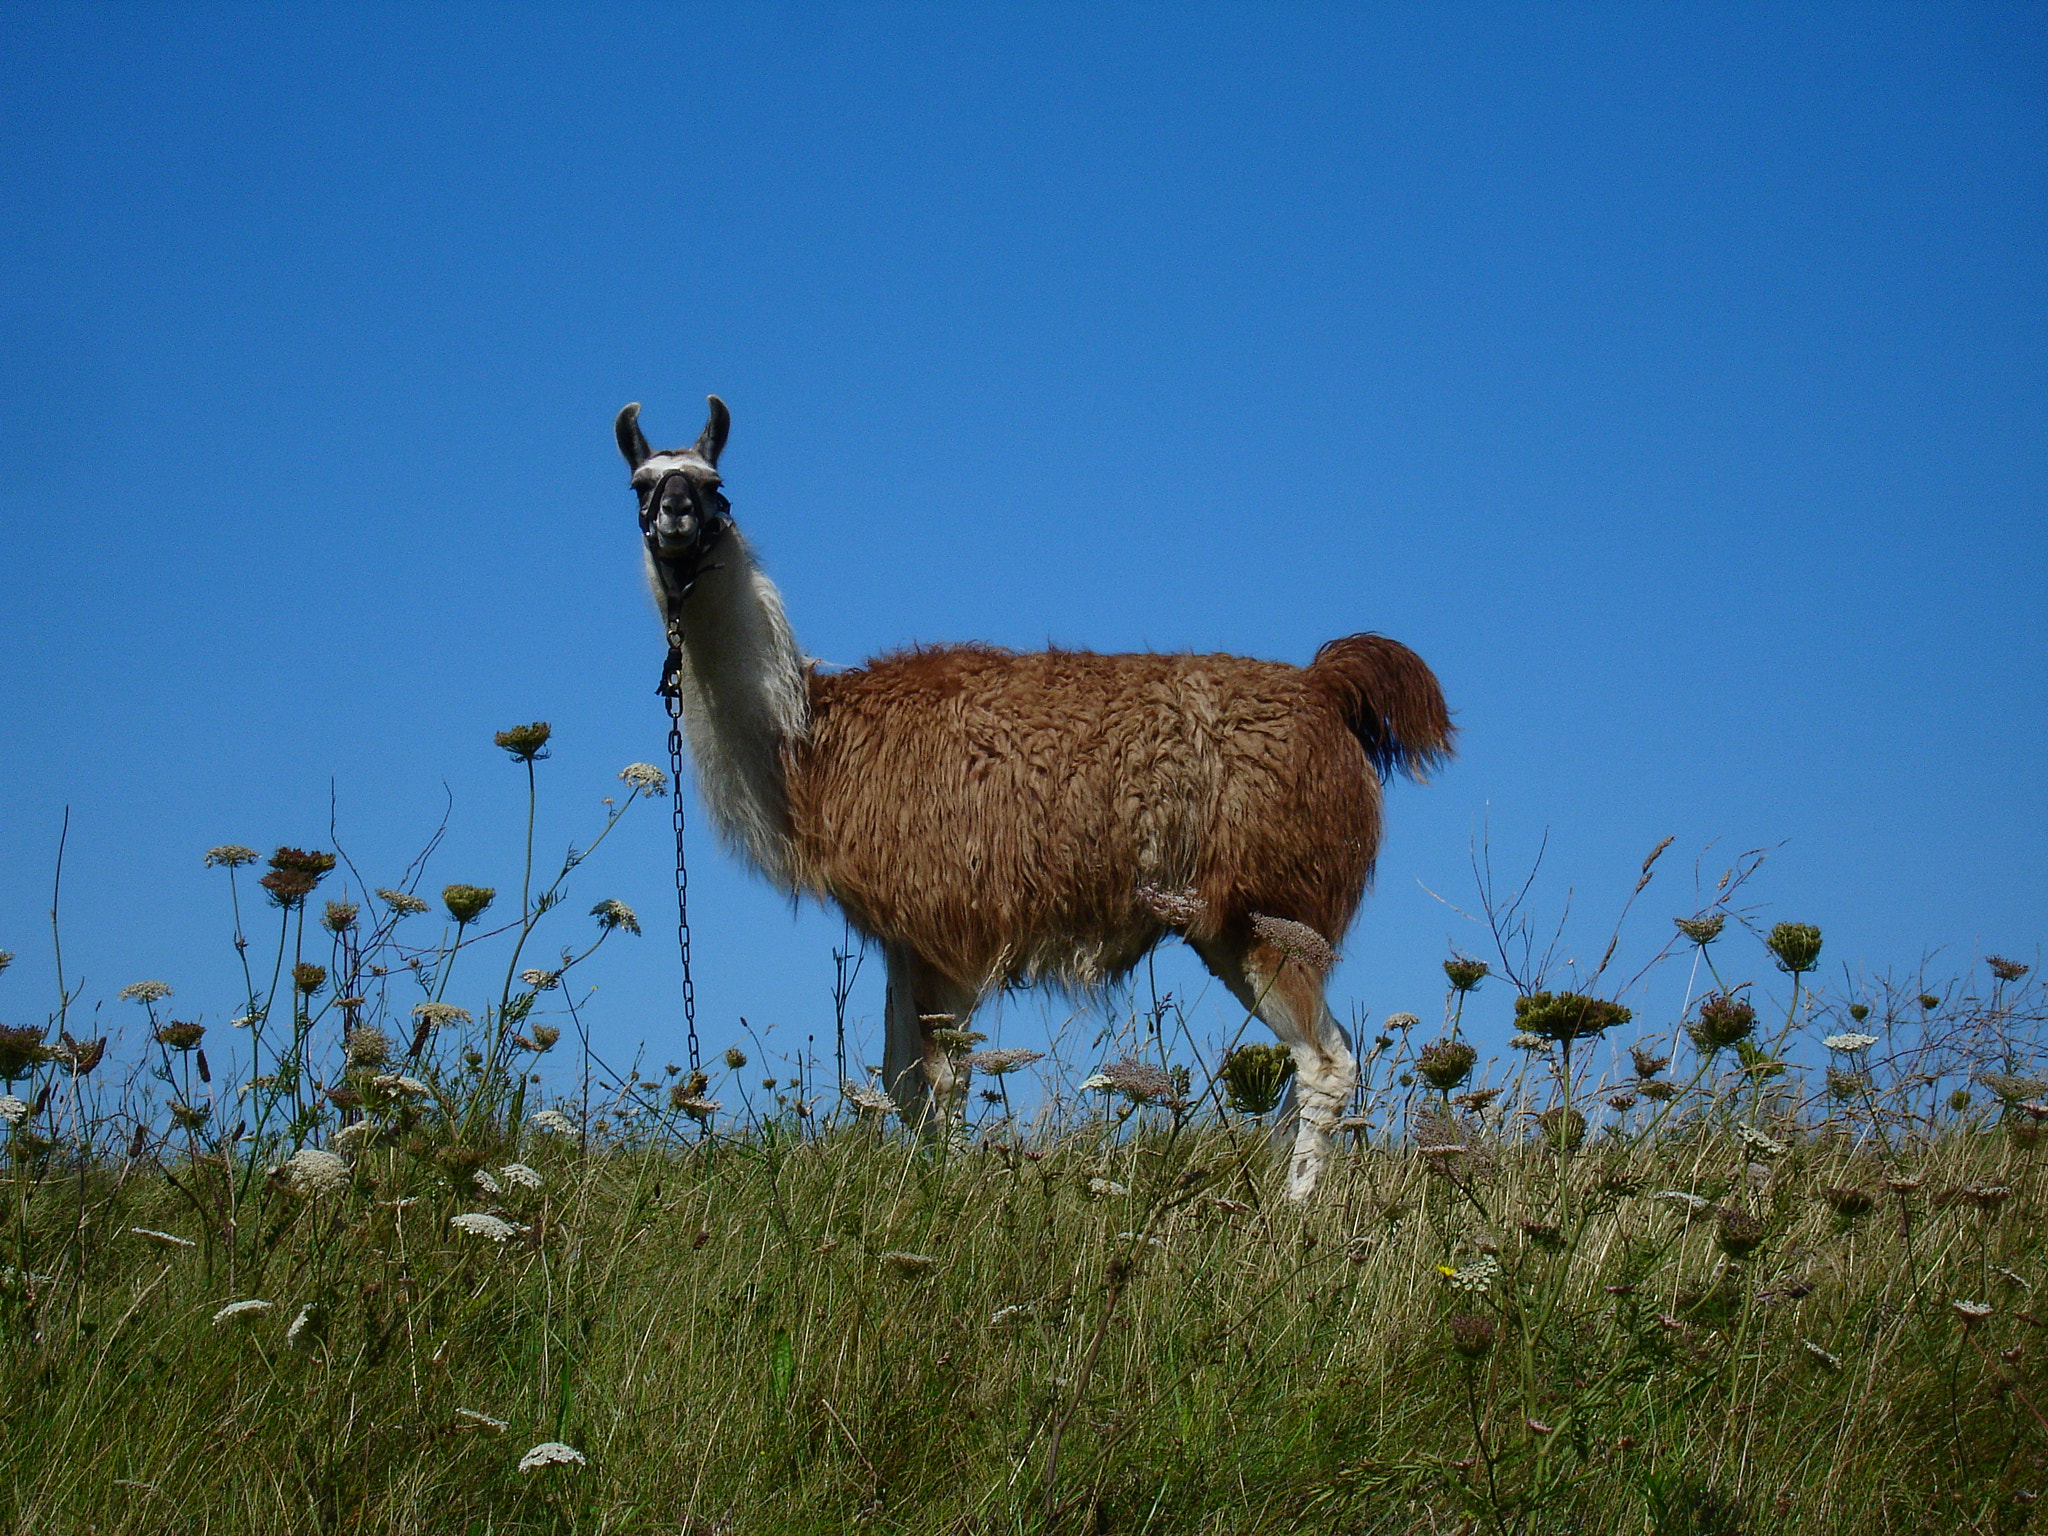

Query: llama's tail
left=1306, top=633, right=1455, bottom=782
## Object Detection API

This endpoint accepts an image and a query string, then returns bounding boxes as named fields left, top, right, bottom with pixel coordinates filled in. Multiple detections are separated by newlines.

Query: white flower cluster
left=500, top=1162, right=543, bottom=1189
left=1822, top=1032, right=1879, bottom=1053
left=1087, top=1178, right=1129, bottom=1198
left=841, top=1081, right=895, bottom=1116
left=280, top=1148, right=350, bottom=1198
left=0, top=1096, right=28, bottom=1126
left=518, top=1441, right=586, bottom=1472
left=618, top=762, right=668, bottom=794
left=118, top=980, right=173, bottom=1003
left=1739, top=1126, right=1787, bottom=1160
left=451, top=1213, right=522, bottom=1242
left=212, top=1299, right=274, bottom=1326
left=529, top=1108, right=578, bottom=1136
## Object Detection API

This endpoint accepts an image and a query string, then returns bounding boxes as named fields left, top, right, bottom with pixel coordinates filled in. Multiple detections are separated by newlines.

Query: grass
left=1, top=729, right=2043, bottom=1533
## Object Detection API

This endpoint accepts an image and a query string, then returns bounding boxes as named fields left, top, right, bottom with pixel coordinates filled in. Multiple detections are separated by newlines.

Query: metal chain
left=666, top=686, right=700, bottom=1075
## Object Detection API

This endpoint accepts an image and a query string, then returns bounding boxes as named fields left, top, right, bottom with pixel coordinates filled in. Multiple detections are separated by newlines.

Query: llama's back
left=787, top=641, right=1426, bottom=990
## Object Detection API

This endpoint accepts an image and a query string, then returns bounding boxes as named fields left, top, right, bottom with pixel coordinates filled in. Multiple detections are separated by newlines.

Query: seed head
left=841, top=1080, right=896, bottom=1116
left=1417, top=1039, right=1478, bottom=1092
left=1715, top=1207, right=1767, bottom=1257
left=518, top=1442, right=586, bottom=1473
left=1978, top=1072, right=2048, bottom=1104
left=443, top=885, right=496, bottom=924
left=1918, top=993, right=1941, bottom=1011
left=590, top=898, right=639, bottom=934
left=1952, top=1299, right=1994, bottom=1328
left=1251, top=914, right=1336, bottom=975
left=1220, top=1042, right=1295, bottom=1116
left=1136, top=882, right=1208, bottom=928
left=411, top=1002, right=472, bottom=1029
left=154, top=1021, right=205, bottom=1051
left=1443, top=956, right=1489, bottom=992
left=1826, top=1067, right=1869, bottom=1101
left=1674, top=914, right=1726, bottom=945
left=322, top=900, right=358, bottom=934
left=170, top=1101, right=208, bottom=1130
left=723, top=1047, right=748, bottom=1070
left=1688, top=993, right=1757, bottom=1052
left=962, top=1047, right=1043, bottom=1076
left=204, top=845, right=260, bottom=868
left=1822, top=1186, right=1875, bottom=1218
left=494, top=721, right=552, bottom=762
left=1514, top=992, right=1631, bottom=1045
left=1848, top=1003, right=1871, bottom=1022
left=880, top=1250, right=939, bottom=1274
left=1385, top=1012, right=1421, bottom=1033
left=1638, top=1079, right=1680, bottom=1101
left=293, top=962, right=327, bottom=997
left=1448, top=1312, right=1497, bottom=1358
left=1536, top=1106, right=1586, bottom=1152
left=1767, top=922, right=1823, bottom=975
left=378, top=888, right=431, bottom=915
left=1629, top=1045, right=1671, bottom=1079
left=1988, top=955, right=2030, bottom=983
left=528, top=1025, right=560, bottom=1051
left=1740, top=1125, right=1787, bottom=1160
left=1949, top=1088, right=1974, bottom=1113
left=1607, top=1092, right=1639, bottom=1113
left=618, top=762, right=668, bottom=794
left=52, top=1034, right=105, bottom=1075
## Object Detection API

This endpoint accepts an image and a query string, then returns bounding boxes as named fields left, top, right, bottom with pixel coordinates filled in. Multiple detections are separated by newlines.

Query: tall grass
left=0, top=727, right=2042, bottom=1534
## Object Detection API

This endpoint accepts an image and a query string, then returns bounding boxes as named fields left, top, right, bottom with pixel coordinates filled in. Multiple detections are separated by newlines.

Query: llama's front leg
left=1193, top=932, right=1358, bottom=1199
left=880, top=945, right=976, bottom=1131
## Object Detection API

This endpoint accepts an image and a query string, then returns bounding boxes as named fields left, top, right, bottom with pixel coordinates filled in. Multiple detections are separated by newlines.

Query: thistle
left=1220, top=1042, right=1295, bottom=1116
left=493, top=721, right=552, bottom=762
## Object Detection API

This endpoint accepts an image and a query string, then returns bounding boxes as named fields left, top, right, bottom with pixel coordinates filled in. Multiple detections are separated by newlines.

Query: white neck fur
left=652, top=532, right=808, bottom=887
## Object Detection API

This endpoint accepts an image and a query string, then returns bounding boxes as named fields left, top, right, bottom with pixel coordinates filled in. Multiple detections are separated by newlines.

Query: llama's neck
left=655, top=533, right=808, bottom=888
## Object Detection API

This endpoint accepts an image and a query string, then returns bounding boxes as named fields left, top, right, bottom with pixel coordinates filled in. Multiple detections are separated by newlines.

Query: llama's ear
left=615, top=403, right=652, bottom=470
left=693, top=395, right=730, bottom=468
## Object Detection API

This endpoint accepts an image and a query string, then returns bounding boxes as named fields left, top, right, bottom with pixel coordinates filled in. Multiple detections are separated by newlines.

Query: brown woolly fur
left=785, top=639, right=1449, bottom=993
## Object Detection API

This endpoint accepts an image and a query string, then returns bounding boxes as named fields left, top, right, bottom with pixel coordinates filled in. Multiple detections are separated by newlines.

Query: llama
left=619, top=395, right=1453, bottom=1198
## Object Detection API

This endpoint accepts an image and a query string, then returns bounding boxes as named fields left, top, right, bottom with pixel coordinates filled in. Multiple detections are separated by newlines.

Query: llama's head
left=616, top=396, right=732, bottom=584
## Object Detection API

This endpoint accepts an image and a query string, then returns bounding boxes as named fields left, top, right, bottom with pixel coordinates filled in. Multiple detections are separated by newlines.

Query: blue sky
left=2, top=4, right=2042, bottom=1094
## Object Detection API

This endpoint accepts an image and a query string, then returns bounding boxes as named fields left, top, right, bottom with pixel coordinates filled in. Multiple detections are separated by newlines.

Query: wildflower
left=204, top=845, right=260, bottom=868
left=152, top=1020, right=205, bottom=1051
left=130, top=1227, right=196, bottom=1249
left=0, top=1027, right=48, bottom=1081
left=1509, top=1032, right=1551, bottom=1052
left=1535, top=1106, right=1585, bottom=1151
left=370, top=1073, right=431, bottom=1098
left=1098, top=1058, right=1181, bottom=1108
left=1453, top=1087, right=1503, bottom=1112
left=0, top=1094, right=29, bottom=1126
left=1988, top=955, right=2031, bottom=983
left=1654, top=1190, right=1712, bottom=1215
left=1638, top=1079, right=1680, bottom=1102
left=378, top=888, right=431, bottom=915
left=494, top=721, right=552, bottom=761
left=1250, top=913, right=1336, bottom=976
left=262, top=848, right=335, bottom=907
left=345, top=1026, right=390, bottom=1067
left=1767, top=922, right=1823, bottom=974
left=474, top=1169, right=502, bottom=1195
left=280, top=1148, right=350, bottom=1198
left=411, top=1002, right=472, bottom=1029
left=841, top=1080, right=896, bottom=1117
left=1739, top=1126, right=1787, bottom=1160
left=1802, top=1340, right=1841, bottom=1369
left=321, top=899, right=358, bottom=934
left=1448, top=1312, right=1497, bottom=1358
left=1826, top=1068, right=1869, bottom=1101
left=518, top=1442, right=586, bottom=1473
left=1885, top=1173, right=1923, bottom=1193
left=499, top=1163, right=542, bottom=1189
left=529, top=1025, right=560, bottom=1050
left=52, top=1034, right=105, bottom=1075
left=286, top=1303, right=326, bottom=1352
left=880, top=1251, right=939, bottom=1274
left=1918, top=993, right=1941, bottom=1011
left=1442, top=1254, right=1500, bottom=1293
left=1688, top=992, right=1756, bottom=1051
left=1443, top=957, right=1489, bottom=991
left=1417, top=1039, right=1478, bottom=1092
left=1081, top=1074, right=1116, bottom=1093
left=989, top=1303, right=1034, bottom=1327
left=618, top=762, right=668, bottom=793
left=520, top=968, right=560, bottom=990
left=669, top=1087, right=720, bottom=1121
left=1949, top=1088, right=1973, bottom=1113
left=1220, top=1042, right=1295, bottom=1116
left=1715, top=1207, right=1767, bottom=1258
left=1976, top=1072, right=2048, bottom=1104
left=1087, top=1178, right=1129, bottom=1198
left=457, top=1409, right=509, bottom=1432
left=963, top=1047, right=1043, bottom=1075
left=1515, top=992, right=1631, bottom=1045
left=230, top=1014, right=257, bottom=1029
left=451, top=1213, right=519, bottom=1242
left=1136, top=882, right=1208, bottom=928
left=1962, top=1183, right=2013, bottom=1211
left=1821, top=1186, right=1875, bottom=1218
left=443, top=885, right=495, bottom=924
left=1385, top=1012, right=1421, bottom=1032
left=1822, top=1032, right=1878, bottom=1053
left=530, top=1108, right=577, bottom=1136
left=293, top=962, right=327, bottom=997
left=1674, top=914, right=1726, bottom=945
left=332, top=1123, right=374, bottom=1152
left=211, top=1299, right=274, bottom=1326
left=1952, top=1299, right=1994, bottom=1328
left=118, top=980, right=174, bottom=1004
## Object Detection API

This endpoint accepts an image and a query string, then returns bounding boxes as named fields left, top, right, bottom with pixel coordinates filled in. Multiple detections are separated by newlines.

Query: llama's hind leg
left=1190, top=931, right=1358, bottom=1199
left=880, top=944, right=977, bottom=1131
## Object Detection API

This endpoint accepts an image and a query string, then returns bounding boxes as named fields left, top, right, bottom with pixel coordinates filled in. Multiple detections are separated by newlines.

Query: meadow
left=1, top=729, right=2043, bottom=1535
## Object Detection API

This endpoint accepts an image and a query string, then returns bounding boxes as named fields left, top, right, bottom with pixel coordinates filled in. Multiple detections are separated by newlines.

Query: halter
left=641, top=464, right=732, bottom=696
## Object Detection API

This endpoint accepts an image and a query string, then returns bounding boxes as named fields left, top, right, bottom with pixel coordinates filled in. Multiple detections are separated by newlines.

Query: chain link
left=666, top=688, right=700, bottom=1075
